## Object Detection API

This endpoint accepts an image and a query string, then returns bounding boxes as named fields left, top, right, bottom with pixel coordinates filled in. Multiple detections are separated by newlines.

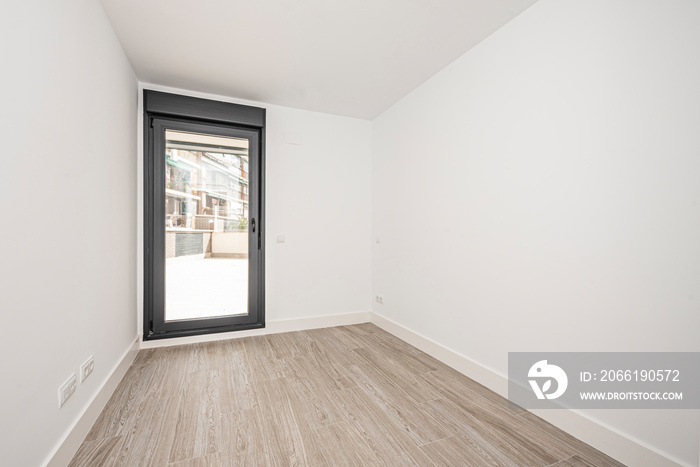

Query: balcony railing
left=167, top=213, right=247, bottom=232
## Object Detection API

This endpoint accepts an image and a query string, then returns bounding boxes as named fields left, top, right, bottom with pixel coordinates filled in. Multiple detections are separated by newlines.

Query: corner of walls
left=136, top=83, right=373, bottom=338
left=369, top=312, right=687, bottom=467
left=1, top=1, right=139, bottom=466
left=370, top=0, right=700, bottom=465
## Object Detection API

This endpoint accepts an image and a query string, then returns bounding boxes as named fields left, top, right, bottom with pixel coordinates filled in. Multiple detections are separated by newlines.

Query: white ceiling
left=100, top=0, right=537, bottom=119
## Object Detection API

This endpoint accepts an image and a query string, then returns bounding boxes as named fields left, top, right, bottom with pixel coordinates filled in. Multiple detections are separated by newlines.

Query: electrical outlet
left=375, top=295, right=384, bottom=305
left=80, top=356, right=94, bottom=383
left=58, top=373, right=77, bottom=408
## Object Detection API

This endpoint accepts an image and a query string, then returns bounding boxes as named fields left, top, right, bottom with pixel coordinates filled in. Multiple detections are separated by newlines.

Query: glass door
left=164, top=128, right=253, bottom=321
left=145, top=108, right=264, bottom=339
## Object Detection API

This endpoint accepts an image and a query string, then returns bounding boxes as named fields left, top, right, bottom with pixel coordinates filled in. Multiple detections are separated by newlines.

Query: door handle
left=251, top=218, right=255, bottom=233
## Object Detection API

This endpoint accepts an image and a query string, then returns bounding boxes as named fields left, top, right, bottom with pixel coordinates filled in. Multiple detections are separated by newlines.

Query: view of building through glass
left=164, top=130, right=249, bottom=321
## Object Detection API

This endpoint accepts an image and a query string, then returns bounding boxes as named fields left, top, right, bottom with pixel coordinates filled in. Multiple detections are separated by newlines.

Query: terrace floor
left=165, top=257, right=248, bottom=321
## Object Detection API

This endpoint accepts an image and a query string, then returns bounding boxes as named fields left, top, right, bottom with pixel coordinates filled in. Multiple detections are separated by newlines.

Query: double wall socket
left=58, top=356, right=95, bottom=409
left=58, top=374, right=77, bottom=408
left=80, top=356, right=94, bottom=383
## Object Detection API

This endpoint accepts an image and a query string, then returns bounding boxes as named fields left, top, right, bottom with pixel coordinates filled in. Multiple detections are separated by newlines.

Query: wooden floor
left=69, top=324, right=626, bottom=467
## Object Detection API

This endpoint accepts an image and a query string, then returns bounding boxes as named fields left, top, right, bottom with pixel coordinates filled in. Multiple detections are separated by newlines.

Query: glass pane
left=164, top=130, right=249, bottom=321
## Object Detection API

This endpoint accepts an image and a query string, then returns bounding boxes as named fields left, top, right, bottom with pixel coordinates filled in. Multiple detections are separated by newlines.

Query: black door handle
left=251, top=218, right=255, bottom=232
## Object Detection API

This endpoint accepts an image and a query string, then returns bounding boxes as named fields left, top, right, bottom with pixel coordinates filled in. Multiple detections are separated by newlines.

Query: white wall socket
left=80, top=356, right=94, bottom=383
left=375, top=295, right=384, bottom=304
left=58, top=373, right=77, bottom=408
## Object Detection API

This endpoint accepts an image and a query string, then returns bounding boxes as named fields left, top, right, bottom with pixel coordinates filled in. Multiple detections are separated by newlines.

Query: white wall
left=211, top=232, right=248, bottom=256
left=137, top=84, right=372, bottom=329
left=0, top=1, right=138, bottom=466
left=372, top=1, right=700, bottom=465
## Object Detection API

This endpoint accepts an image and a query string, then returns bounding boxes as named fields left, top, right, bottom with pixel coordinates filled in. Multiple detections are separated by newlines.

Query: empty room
left=1, top=0, right=699, bottom=466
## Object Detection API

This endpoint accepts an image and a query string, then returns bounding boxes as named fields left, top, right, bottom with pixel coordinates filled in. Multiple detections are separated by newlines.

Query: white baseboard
left=140, top=310, right=371, bottom=348
left=45, top=336, right=140, bottom=467
left=46, top=311, right=683, bottom=467
left=44, top=311, right=370, bottom=465
left=369, top=312, right=686, bottom=467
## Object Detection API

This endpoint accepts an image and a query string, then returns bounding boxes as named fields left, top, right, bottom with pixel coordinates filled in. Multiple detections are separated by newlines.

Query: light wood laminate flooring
left=69, top=324, right=626, bottom=466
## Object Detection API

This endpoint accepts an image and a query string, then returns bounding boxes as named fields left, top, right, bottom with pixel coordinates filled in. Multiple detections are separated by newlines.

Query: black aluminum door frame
left=143, top=90, right=265, bottom=340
